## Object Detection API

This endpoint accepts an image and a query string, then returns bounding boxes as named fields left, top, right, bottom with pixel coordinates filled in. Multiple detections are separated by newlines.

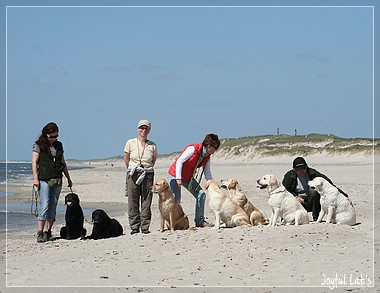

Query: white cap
left=137, top=119, right=151, bottom=129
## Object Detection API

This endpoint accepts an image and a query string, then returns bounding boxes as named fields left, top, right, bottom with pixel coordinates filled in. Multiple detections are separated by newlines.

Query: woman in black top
left=32, top=122, right=72, bottom=243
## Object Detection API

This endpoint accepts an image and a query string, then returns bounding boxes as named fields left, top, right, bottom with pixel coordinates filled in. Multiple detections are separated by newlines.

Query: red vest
left=168, top=143, right=210, bottom=182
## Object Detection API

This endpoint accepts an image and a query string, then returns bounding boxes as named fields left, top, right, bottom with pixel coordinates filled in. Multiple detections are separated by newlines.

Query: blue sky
left=2, top=2, right=377, bottom=161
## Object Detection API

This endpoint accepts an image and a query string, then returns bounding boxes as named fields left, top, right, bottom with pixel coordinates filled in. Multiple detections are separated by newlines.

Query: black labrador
left=88, top=209, right=123, bottom=240
left=60, top=193, right=86, bottom=240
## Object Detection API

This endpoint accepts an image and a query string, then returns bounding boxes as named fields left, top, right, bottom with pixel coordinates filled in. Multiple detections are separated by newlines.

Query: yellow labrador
left=257, top=174, right=309, bottom=227
left=152, top=179, right=190, bottom=232
left=221, top=179, right=269, bottom=226
left=205, top=180, right=250, bottom=229
left=308, top=177, right=356, bottom=225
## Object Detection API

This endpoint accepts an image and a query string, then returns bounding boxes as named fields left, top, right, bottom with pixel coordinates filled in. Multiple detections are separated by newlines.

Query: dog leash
left=66, top=187, right=93, bottom=225
left=188, top=152, right=206, bottom=192
left=31, top=185, right=39, bottom=217
left=30, top=185, right=73, bottom=217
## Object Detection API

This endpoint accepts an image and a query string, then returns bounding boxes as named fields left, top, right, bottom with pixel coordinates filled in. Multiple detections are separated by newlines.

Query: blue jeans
left=38, top=180, right=62, bottom=222
left=168, top=174, right=206, bottom=225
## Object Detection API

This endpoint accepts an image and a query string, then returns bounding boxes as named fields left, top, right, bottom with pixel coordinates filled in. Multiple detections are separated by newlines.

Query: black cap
left=293, top=157, right=307, bottom=171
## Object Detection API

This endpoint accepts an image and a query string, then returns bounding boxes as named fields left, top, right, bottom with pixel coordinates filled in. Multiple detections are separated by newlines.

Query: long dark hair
left=35, top=122, right=59, bottom=152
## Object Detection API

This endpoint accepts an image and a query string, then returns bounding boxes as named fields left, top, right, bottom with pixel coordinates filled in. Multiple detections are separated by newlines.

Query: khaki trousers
left=127, top=171, right=154, bottom=232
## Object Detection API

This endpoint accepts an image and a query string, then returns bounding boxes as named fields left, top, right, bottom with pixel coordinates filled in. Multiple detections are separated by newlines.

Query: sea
left=0, top=162, right=93, bottom=233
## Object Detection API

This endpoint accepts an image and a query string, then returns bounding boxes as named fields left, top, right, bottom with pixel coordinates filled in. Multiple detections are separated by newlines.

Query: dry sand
left=1, top=153, right=379, bottom=293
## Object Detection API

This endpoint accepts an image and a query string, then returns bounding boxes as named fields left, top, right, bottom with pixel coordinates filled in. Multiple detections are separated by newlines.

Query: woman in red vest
left=168, top=133, right=220, bottom=227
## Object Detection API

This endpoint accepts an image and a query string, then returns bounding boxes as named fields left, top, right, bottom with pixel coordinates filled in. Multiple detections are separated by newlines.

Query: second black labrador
left=88, top=209, right=123, bottom=240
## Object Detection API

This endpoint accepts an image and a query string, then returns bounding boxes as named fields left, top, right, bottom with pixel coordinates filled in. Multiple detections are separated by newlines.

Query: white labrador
left=308, top=177, right=356, bottom=226
left=220, top=179, right=269, bottom=226
left=257, top=174, right=309, bottom=227
left=205, top=180, right=250, bottom=229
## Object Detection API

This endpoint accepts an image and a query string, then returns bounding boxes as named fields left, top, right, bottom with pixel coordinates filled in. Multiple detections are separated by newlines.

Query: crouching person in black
left=282, top=157, right=348, bottom=222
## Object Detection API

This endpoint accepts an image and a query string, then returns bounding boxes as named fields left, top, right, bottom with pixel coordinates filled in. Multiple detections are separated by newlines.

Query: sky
left=1, top=1, right=377, bottom=161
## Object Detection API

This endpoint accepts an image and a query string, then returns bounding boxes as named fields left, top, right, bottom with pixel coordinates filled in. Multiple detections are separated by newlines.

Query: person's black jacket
left=282, top=167, right=348, bottom=197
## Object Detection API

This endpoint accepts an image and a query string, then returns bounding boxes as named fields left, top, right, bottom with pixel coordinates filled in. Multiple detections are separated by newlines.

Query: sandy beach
left=1, top=152, right=379, bottom=293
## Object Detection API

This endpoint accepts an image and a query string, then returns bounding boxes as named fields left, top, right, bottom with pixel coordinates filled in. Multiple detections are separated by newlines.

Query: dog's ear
left=228, top=180, right=238, bottom=190
left=269, top=175, right=278, bottom=186
left=313, top=177, right=324, bottom=189
left=103, top=210, right=110, bottom=220
left=73, top=193, right=80, bottom=203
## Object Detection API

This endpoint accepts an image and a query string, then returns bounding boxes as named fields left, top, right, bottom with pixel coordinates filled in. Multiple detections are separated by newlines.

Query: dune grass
left=217, top=134, right=378, bottom=157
